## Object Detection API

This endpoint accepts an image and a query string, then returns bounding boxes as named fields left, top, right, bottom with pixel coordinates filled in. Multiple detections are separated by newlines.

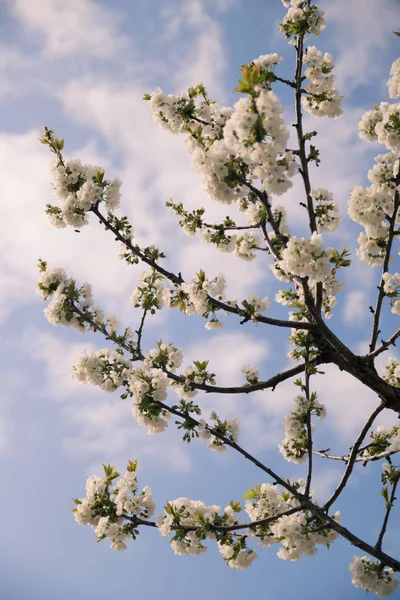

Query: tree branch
left=323, top=403, right=385, bottom=510
left=124, top=506, right=302, bottom=534
left=376, top=471, right=400, bottom=552
left=90, top=204, right=314, bottom=331
left=369, top=187, right=400, bottom=353
left=368, top=327, right=400, bottom=360
left=69, top=300, right=316, bottom=396
left=313, top=448, right=399, bottom=464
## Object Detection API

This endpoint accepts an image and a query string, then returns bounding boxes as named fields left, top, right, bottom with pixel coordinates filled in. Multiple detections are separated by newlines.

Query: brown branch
left=313, top=448, right=399, bottom=464
left=376, top=471, right=400, bottom=551
left=125, top=506, right=302, bottom=534
left=69, top=300, right=314, bottom=395
left=156, top=398, right=400, bottom=570
left=90, top=204, right=314, bottom=332
left=369, top=188, right=400, bottom=353
left=323, top=403, right=385, bottom=511
left=368, top=327, right=400, bottom=360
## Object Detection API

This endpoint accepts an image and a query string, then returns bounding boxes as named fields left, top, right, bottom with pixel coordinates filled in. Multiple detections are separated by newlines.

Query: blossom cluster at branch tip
left=130, top=270, right=165, bottom=313
left=47, top=154, right=121, bottom=229
left=36, top=262, right=137, bottom=353
left=358, top=101, right=400, bottom=153
left=387, top=58, right=400, bottom=99
left=148, top=77, right=298, bottom=210
left=163, top=270, right=227, bottom=328
left=73, top=462, right=155, bottom=551
left=350, top=556, right=399, bottom=597
left=348, top=152, right=399, bottom=266
left=240, top=364, right=259, bottom=385
left=302, top=46, right=342, bottom=118
left=280, top=392, right=326, bottom=463
left=74, top=348, right=133, bottom=392
left=280, top=1, right=326, bottom=40
left=197, top=411, right=239, bottom=452
left=277, top=232, right=333, bottom=282
left=382, top=272, right=400, bottom=314
left=310, top=188, right=341, bottom=231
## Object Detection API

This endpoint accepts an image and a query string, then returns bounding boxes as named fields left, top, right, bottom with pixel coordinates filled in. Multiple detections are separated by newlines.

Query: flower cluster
left=277, top=232, right=332, bottom=282
left=129, top=368, right=170, bottom=434
left=240, top=364, right=259, bottom=385
left=360, top=425, right=400, bottom=460
left=244, top=483, right=340, bottom=558
left=157, top=497, right=239, bottom=559
left=240, top=293, right=271, bottom=324
left=218, top=539, right=257, bottom=569
left=271, top=511, right=340, bottom=560
left=234, top=231, right=261, bottom=261
left=45, top=151, right=121, bottom=229
left=237, top=198, right=266, bottom=226
left=311, top=188, right=341, bottom=231
left=74, top=462, right=155, bottom=552
left=171, top=360, right=216, bottom=401
left=73, top=349, right=133, bottom=392
left=36, top=262, right=136, bottom=349
left=36, top=261, right=94, bottom=332
left=302, top=46, right=342, bottom=118
left=253, top=53, right=283, bottom=72
left=350, top=556, right=399, bottom=598
left=383, top=357, right=400, bottom=388
left=222, top=89, right=297, bottom=197
left=198, top=411, right=239, bottom=452
left=245, top=483, right=290, bottom=547
left=382, top=272, right=400, bottom=314
left=348, top=152, right=398, bottom=266
left=387, top=57, right=400, bottom=100
left=130, top=270, right=165, bottom=313
left=358, top=102, right=400, bottom=153
left=280, top=0, right=326, bottom=40
left=148, top=75, right=297, bottom=208
left=280, top=392, right=326, bottom=463
left=143, top=341, right=183, bottom=373
left=164, top=271, right=227, bottom=328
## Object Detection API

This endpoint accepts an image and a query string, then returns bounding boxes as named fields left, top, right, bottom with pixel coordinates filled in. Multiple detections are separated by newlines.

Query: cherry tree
left=36, top=0, right=400, bottom=596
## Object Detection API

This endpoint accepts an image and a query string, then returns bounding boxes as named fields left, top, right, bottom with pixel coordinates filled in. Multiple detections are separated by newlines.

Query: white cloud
left=63, top=399, right=192, bottom=473
left=10, top=0, right=130, bottom=59
left=310, top=467, right=343, bottom=502
left=56, top=76, right=267, bottom=299
left=0, top=130, right=153, bottom=322
left=322, top=0, right=400, bottom=93
left=342, top=290, right=368, bottom=325
left=170, top=0, right=228, bottom=98
left=315, top=364, right=397, bottom=438
left=0, top=411, right=14, bottom=458
left=21, top=328, right=192, bottom=471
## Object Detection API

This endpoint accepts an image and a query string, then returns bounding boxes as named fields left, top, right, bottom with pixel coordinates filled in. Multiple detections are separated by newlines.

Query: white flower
left=350, top=556, right=399, bottom=597
left=387, top=58, right=400, bottom=99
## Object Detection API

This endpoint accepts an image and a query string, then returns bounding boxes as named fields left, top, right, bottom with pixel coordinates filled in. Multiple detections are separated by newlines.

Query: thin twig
left=313, top=448, right=399, bottom=464
left=369, top=188, right=400, bottom=353
left=368, top=327, right=400, bottom=360
left=70, top=300, right=313, bottom=396
left=323, top=403, right=385, bottom=510
left=304, top=342, right=314, bottom=499
left=90, top=204, right=315, bottom=331
left=124, top=506, right=302, bottom=534
left=376, top=472, right=400, bottom=551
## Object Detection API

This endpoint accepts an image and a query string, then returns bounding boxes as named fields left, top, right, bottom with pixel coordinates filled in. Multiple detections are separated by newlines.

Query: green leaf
left=127, top=459, right=138, bottom=472
left=243, top=488, right=257, bottom=499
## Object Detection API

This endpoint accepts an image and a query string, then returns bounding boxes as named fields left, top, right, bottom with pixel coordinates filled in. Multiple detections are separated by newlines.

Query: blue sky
left=1, top=0, right=400, bottom=598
